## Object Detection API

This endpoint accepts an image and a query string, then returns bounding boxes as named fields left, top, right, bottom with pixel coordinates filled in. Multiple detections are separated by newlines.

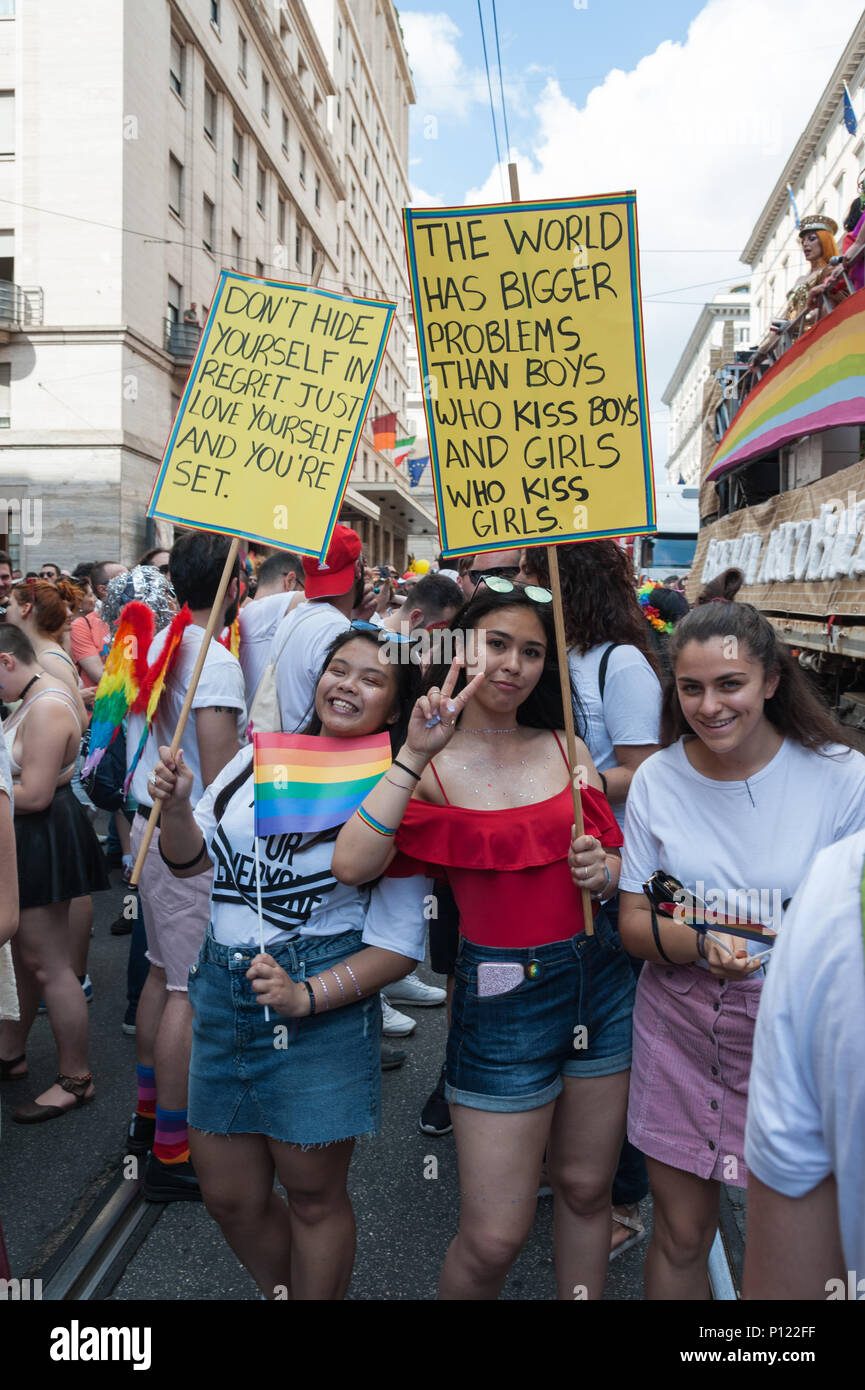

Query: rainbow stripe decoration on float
left=707, top=292, right=865, bottom=482
left=252, top=732, right=393, bottom=836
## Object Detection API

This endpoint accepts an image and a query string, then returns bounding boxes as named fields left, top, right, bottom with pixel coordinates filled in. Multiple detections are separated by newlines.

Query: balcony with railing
left=164, top=317, right=202, bottom=360
left=713, top=241, right=865, bottom=443
left=0, top=282, right=44, bottom=334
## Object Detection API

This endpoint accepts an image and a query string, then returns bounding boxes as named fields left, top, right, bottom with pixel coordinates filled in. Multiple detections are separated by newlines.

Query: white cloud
left=461, top=0, right=865, bottom=467
left=400, top=12, right=488, bottom=120
left=410, top=184, right=444, bottom=207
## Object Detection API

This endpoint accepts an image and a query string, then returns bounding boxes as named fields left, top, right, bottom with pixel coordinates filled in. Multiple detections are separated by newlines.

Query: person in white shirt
left=238, top=551, right=304, bottom=708
left=743, top=830, right=865, bottom=1297
left=127, top=531, right=246, bottom=1204
left=270, top=524, right=374, bottom=734
left=616, top=567, right=865, bottom=1300
left=147, top=625, right=428, bottom=1299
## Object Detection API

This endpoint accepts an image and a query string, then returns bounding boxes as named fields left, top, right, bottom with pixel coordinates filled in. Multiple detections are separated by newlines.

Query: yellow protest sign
left=404, top=194, right=655, bottom=556
left=148, top=271, right=394, bottom=558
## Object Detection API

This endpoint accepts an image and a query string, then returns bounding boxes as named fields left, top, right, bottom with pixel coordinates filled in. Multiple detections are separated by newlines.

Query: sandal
left=609, top=1203, right=646, bottom=1262
left=13, top=1072, right=95, bottom=1124
left=0, top=1053, right=27, bottom=1081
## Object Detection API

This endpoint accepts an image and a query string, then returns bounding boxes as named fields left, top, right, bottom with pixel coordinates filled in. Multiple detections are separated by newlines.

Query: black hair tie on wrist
left=158, top=837, right=207, bottom=872
left=650, top=902, right=674, bottom=964
left=392, top=758, right=421, bottom=782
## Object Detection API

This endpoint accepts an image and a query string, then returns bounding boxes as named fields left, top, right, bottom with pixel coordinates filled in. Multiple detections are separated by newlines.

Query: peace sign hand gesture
left=405, top=658, right=485, bottom=760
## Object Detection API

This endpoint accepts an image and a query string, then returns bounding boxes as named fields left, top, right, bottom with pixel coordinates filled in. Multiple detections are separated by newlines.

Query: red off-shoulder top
left=389, top=742, right=622, bottom=948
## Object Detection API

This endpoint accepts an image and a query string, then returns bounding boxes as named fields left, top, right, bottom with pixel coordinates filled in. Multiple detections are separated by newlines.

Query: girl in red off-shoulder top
left=333, top=584, right=637, bottom=1300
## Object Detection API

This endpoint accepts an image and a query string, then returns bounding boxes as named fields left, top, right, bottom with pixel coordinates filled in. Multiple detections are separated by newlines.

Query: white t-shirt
left=745, top=830, right=865, bottom=1275
left=272, top=601, right=350, bottom=734
left=193, top=745, right=429, bottom=956
left=128, top=623, right=247, bottom=809
left=0, top=737, right=12, bottom=809
left=620, top=737, right=865, bottom=959
left=239, top=591, right=303, bottom=708
left=568, top=643, right=662, bottom=829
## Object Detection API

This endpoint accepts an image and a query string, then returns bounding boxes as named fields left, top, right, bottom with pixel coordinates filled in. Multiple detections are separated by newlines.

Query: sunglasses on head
left=473, top=574, right=552, bottom=604
left=350, top=619, right=414, bottom=645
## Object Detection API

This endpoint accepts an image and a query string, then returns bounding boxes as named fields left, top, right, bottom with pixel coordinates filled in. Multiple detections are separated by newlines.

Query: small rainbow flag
left=252, top=732, right=392, bottom=836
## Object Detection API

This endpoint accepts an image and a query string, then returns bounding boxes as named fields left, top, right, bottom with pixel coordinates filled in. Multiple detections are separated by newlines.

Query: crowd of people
left=0, top=529, right=863, bottom=1301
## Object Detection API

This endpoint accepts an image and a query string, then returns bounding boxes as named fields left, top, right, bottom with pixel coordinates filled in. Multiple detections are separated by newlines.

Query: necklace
left=17, top=673, right=41, bottom=703
left=456, top=726, right=519, bottom=735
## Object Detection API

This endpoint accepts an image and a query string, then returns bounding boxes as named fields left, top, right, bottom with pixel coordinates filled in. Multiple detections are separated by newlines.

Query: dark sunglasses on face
left=468, top=566, right=520, bottom=586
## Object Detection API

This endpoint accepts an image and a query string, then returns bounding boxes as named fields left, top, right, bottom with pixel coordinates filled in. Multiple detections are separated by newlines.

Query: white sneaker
left=381, top=995, right=416, bottom=1036
left=383, top=973, right=446, bottom=1007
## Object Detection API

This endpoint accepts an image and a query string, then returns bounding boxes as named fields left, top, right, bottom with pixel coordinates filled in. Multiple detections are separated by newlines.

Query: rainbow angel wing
left=124, top=605, right=193, bottom=794
left=82, top=602, right=154, bottom=777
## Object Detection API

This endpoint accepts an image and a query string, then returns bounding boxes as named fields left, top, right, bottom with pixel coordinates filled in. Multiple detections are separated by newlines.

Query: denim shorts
left=187, top=927, right=382, bottom=1147
left=446, top=907, right=636, bottom=1113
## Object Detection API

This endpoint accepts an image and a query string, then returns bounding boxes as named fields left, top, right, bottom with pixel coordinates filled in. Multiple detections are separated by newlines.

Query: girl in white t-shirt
left=147, top=627, right=429, bottom=1300
left=617, top=567, right=865, bottom=1300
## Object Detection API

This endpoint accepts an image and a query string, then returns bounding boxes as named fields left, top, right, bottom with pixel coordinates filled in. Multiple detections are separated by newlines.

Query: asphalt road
left=2, top=868, right=652, bottom=1301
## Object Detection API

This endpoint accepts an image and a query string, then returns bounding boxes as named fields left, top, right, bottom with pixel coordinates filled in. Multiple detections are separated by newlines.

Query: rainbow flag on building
left=372, top=412, right=397, bottom=451
left=707, top=292, right=865, bottom=483
left=252, top=732, right=392, bottom=836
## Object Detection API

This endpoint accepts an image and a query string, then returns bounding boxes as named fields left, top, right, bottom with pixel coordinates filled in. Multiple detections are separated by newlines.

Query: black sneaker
left=380, top=1045, right=406, bottom=1071
left=126, top=1112, right=155, bottom=1157
left=110, top=912, right=133, bottom=936
left=419, top=1066, right=452, bottom=1135
left=121, top=1004, right=137, bottom=1036
left=142, top=1153, right=202, bottom=1203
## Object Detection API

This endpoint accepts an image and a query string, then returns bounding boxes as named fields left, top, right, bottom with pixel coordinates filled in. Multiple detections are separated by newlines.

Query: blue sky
left=399, top=0, right=865, bottom=468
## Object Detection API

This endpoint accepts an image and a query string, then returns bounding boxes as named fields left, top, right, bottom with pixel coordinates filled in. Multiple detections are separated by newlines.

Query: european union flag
left=843, top=82, right=858, bottom=136
left=408, top=456, right=429, bottom=488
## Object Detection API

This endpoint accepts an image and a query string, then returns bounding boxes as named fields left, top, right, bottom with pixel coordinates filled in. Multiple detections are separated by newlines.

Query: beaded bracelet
left=330, top=967, right=347, bottom=1003
left=316, top=974, right=331, bottom=1010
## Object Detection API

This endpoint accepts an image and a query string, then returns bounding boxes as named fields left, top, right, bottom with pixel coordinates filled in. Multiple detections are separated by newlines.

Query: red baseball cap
left=302, top=524, right=362, bottom=599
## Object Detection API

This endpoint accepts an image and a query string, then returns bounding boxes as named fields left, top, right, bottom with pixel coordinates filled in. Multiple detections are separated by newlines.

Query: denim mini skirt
left=187, top=926, right=382, bottom=1147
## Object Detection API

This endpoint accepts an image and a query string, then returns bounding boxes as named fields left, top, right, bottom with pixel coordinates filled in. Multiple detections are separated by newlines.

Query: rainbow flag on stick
left=252, top=732, right=392, bottom=836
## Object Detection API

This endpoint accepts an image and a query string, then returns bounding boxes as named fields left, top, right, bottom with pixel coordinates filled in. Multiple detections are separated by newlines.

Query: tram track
left=38, top=1174, right=163, bottom=1302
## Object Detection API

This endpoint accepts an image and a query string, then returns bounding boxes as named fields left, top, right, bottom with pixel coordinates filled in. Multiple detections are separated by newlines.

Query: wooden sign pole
left=129, top=535, right=240, bottom=886
left=507, top=162, right=594, bottom=933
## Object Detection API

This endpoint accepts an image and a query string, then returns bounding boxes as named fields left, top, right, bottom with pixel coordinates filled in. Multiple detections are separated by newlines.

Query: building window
left=351, top=53, right=357, bottom=84
left=0, top=91, right=14, bottom=157
left=255, top=258, right=264, bottom=278
left=170, top=34, right=184, bottom=97
left=313, top=90, right=323, bottom=123
left=350, top=117, right=357, bottom=148
left=350, top=181, right=356, bottom=212
left=281, top=111, right=289, bottom=156
left=375, top=123, right=381, bottom=149
left=203, top=195, right=215, bottom=252
left=256, top=163, right=266, bottom=214
left=279, top=14, right=290, bottom=48
left=337, top=22, right=342, bottom=52
left=232, top=127, right=243, bottom=181
left=375, top=180, right=380, bottom=205
left=350, top=245, right=356, bottom=275
left=295, top=224, right=303, bottom=267
left=363, top=151, right=369, bottom=178
left=299, top=144, right=306, bottom=185
left=238, top=30, right=247, bottom=80
left=169, top=154, right=183, bottom=218
left=314, top=174, right=320, bottom=211
left=203, top=83, right=217, bottom=142
left=167, top=275, right=182, bottom=325
left=210, top=0, right=220, bottom=28
left=277, top=195, right=286, bottom=242
left=262, top=74, right=270, bottom=120
left=231, top=230, right=241, bottom=269
left=0, top=1, right=15, bottom=15
left=0, top=363, right=10, bottom=429
left=297, top=53, right=308, bottom=84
